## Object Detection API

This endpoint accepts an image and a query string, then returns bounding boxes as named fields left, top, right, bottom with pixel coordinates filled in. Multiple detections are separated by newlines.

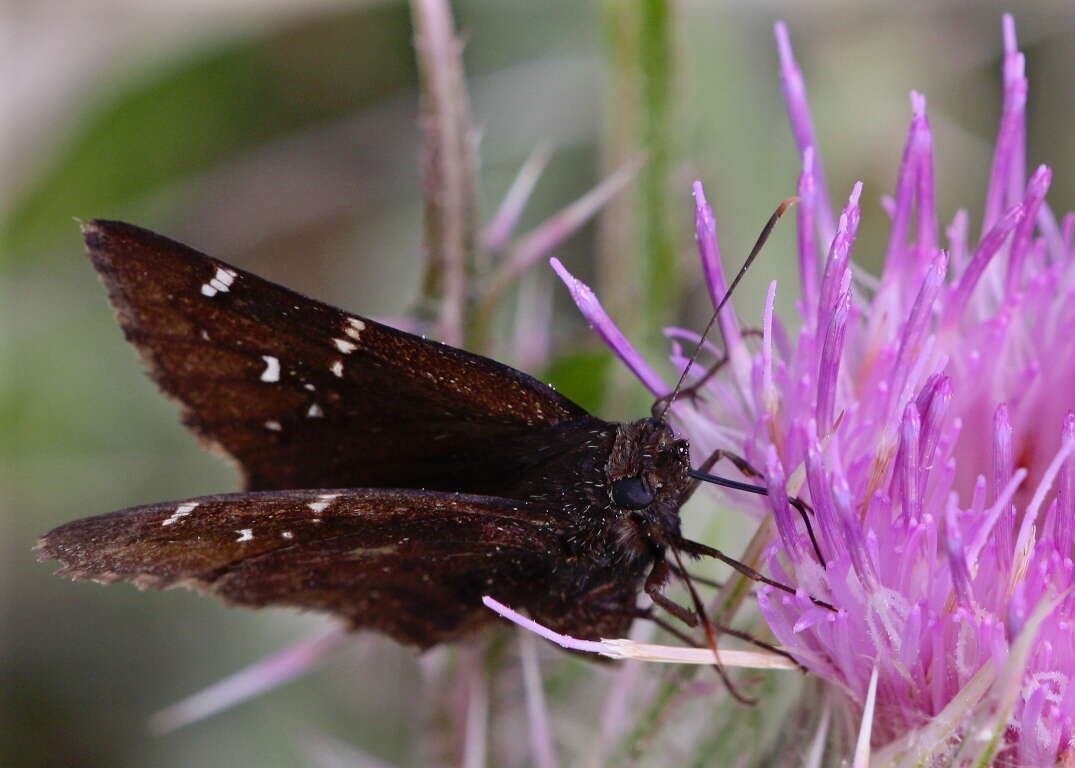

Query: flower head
left=555, top=14, right=1075, bottom=765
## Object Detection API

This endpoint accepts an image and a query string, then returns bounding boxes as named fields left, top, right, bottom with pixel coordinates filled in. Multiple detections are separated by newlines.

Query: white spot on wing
left=307, top=493, right=338, bottom=514
left=162, top=503, right=199, bottom=526
left=264, top=420, right=282, bottom=431
left=281, top=531, right=294, bottom=539
left=303, top=383, right=316, bottom=391
left=215, top=268, right=236, bottom=287
left=202, top=267, right=237, bottom=297
left=333, top=338, right=357, bottom=354
left=306, top=403, right=323, bottom=418
left=330, top=360, right=344, bottom=377
left=344, top=317, right=366, bottom=340
left=260, top=355, right=280, bottom=382
left=236, top=528, right=253, bottom=542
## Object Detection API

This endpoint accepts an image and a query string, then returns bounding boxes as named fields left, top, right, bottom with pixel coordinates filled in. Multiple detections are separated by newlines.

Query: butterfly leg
left=710, top=449, right=763, bottom=479
left=667, top=562, right=722, bottom=590
left=650, top=354, right=728, bottom=417
left=593, top=603, right=701, bottom=647
left=667, top=547, right=755, bottom=704
left=644, top=557, right=698, bottom=627
left=700, top=619, right=805, bottom=671
left=679, top=447, right=764, bottom=506
left=650, top=329, right=763, bottom=418
left=589, top=599, right=805, bottom=672
left=648, top=549, right=807, bottom=699
left=685, top=448, right=827, bottom=568
left=675, top=536, right=835, bottom=612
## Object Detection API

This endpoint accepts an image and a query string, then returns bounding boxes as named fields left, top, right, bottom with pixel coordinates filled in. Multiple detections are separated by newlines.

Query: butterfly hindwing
left=83, top=220, right=595, bottom=493
left=36, top=489, right=574, bottom=647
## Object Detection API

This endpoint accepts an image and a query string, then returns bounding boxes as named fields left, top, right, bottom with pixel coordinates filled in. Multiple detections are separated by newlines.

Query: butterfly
left=37, top=218, right=823, bottom=656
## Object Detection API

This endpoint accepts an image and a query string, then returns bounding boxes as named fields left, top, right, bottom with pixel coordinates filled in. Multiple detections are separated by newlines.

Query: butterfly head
left=606, top=418, right=691, bottom=550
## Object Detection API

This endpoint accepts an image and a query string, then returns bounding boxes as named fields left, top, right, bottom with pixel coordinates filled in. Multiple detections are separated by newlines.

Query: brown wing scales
left=83, top=220, right=598, bottom=494
left=37, top=489, right=572, bottom=647
left=42, top=221, right=648, bottom=646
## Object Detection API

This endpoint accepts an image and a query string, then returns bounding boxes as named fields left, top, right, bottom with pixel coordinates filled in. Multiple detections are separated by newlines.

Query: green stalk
left=597, top=0, right=640, bottom=330
left=638, top=0, right=677, bottom=339
left=599, top=0, right=678, bottom=415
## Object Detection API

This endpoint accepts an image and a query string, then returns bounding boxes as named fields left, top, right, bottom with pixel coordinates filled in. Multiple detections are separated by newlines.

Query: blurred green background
left=4, top=1, right=1074, bottom=766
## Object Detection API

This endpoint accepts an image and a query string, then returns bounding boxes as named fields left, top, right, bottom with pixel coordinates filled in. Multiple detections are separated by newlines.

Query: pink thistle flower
left=554, top=14, right=1075, bottom=765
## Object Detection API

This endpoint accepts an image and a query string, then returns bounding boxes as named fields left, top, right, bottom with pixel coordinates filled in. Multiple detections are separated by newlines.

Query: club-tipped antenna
left=655, top=197, right=798, bottom=421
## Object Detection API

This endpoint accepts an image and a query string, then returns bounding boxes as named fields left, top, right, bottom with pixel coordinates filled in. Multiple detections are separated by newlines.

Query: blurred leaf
left=2, top=3, right=415, bottom=264
left=544, top=347, right=612, bottom=413
left=3, top=41, right=269, bottom=259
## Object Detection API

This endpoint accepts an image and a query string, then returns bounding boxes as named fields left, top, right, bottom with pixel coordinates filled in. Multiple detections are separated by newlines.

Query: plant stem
left=411, top=0, right=479, bottom=349
left=598, top=0, right=678, bottom=416
left=638, top=0, right=677, bottom=339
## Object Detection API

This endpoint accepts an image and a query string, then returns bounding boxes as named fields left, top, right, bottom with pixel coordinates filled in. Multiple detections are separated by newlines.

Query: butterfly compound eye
left=610, top=476, right=655, bottom=510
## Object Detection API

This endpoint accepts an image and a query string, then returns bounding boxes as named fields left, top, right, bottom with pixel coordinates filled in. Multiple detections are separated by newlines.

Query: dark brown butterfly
left=37, top=219, right=821, bottom=656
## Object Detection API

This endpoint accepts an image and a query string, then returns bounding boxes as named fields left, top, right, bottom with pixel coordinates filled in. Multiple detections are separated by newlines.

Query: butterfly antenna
left=655, top=197, right=798, bottom=421
left=670, top=546, right=756, bottom=705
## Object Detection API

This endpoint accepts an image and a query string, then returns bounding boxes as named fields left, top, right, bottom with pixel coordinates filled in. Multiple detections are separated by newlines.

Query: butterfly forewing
left=83, top=220, right=594, bottom=493
left=37, top=489, right=571, bottom=647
